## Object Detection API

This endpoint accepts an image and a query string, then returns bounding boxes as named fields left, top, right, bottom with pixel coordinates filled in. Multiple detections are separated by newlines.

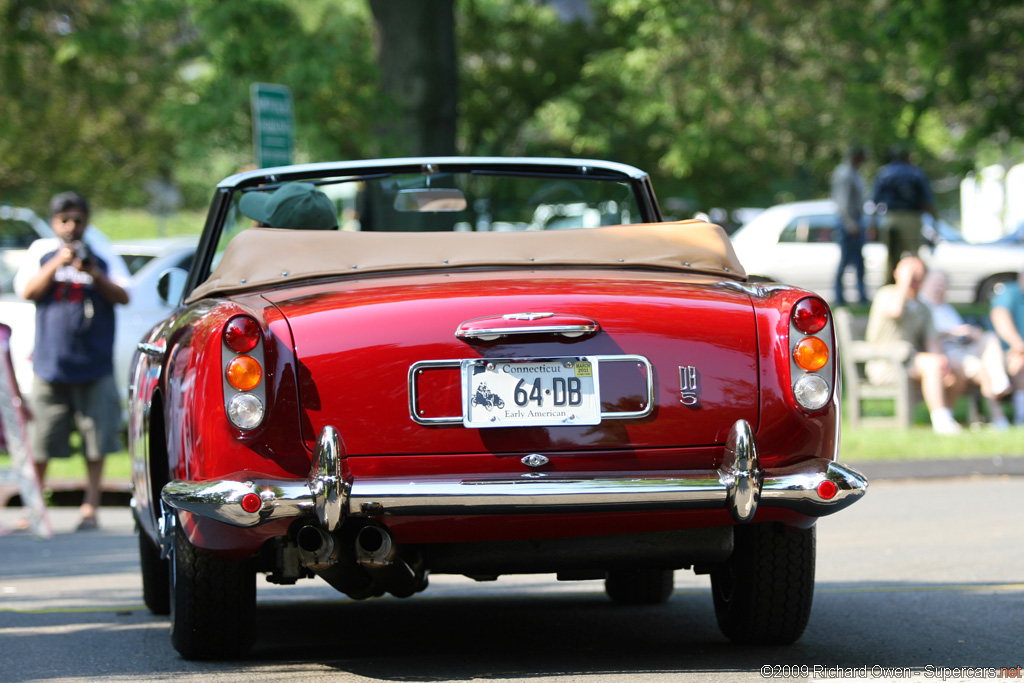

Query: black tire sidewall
left=711, top=523, right=815, bottom=645
left=170, top=522, right=256, bottom=660
left=138, top=530, right=170, bottom=615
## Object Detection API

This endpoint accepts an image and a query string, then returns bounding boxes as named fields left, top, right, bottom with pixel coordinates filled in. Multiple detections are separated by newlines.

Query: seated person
left=865, top=256, right=966, bottom=434
left=919, top=270, right=1011, bottom=429
left=989, top=268, right=1024, bottom=425
left=240, top=182, right=338, bottom=230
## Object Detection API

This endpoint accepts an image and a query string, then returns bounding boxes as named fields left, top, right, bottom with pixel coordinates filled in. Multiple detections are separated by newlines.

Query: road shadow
left=236, top=580, right=1021, bottom=679
left=2, top=577, right=1020, bottom=681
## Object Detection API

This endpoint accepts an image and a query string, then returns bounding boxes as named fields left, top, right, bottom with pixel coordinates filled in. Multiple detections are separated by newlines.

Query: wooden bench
left=833, top=307, right=919, bottom=428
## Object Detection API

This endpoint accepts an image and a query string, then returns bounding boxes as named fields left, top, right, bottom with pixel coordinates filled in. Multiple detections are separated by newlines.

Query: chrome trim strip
left=456, top=324, right=599, bottom=340
left=408, top=355, right=654, bottom=425
left=159, top=423, right=868, bottom=528
left=760, top=461, right=869, bottom=515
left=161, top=478, right=313, bottom=528
left=599, top=355, right=654, bottom=420
left=408, top=359, right=463, bottom=425
left=218, top=156, right=651, bottom=189
left=346, top=474, right=727, bottom=516
left=137, top=342, right=165, bottom=358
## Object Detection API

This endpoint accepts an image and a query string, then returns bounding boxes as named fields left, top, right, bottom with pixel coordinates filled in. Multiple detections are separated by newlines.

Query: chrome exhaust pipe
left=354, top=525, right=397, bottom=568
left=296, top=524, right=378, bottom=600
left=296, top=524, right=337, bottom=571
left=354, top=524, right=428, bottom=598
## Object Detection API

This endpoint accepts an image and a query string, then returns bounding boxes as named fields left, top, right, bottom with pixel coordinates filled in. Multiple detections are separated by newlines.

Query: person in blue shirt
left=14, top=192, right=131, bottom=530
left=872, top=147, right=936, bottom=284
left=990, top=269, right=1024, bottom=425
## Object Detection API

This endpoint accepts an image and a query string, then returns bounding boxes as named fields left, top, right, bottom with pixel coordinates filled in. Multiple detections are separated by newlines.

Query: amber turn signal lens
left=792, top=298, right=828, bottom=334
left=793, top=336, right=829, bottom=371
left=224, top=316, right=261, bottom=353
left=226, top=355, right=263, bottom=391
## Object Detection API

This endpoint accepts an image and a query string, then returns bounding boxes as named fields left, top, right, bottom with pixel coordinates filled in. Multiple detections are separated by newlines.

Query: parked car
left=111, top=237, right=197, bottom=400
left=0, top=233, right=197, bottom=409
left=1, top=205, right=52, bottom=294
left=730, top=199, right=1024, bottom=304
left=129, top=158, right=867, bottom=659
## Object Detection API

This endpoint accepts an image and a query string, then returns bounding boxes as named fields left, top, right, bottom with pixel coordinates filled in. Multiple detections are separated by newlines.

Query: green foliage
left=0, top=0, right=189, bottom=208
left=2, top=0, right=1024, bottom=216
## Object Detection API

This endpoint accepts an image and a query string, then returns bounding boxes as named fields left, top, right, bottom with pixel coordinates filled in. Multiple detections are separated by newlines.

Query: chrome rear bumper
left=161, top=420, right=867, bottom=530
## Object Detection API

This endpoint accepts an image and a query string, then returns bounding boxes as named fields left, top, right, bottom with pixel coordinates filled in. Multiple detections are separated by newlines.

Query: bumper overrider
left=161, top=420, right=867, bottom=532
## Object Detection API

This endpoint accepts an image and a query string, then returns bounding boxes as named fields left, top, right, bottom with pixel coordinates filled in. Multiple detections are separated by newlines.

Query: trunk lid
left=265, top=269, right=758, bottom=456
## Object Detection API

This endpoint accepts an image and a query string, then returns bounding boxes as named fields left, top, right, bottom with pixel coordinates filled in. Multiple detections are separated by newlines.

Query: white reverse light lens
left=228, top=393, right=265, bottom=429
left=794, top=374, right=830, bottom=411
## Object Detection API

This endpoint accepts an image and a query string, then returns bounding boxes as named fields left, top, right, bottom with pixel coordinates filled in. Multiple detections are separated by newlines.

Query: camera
left=69, top=240, right=92, bottom=266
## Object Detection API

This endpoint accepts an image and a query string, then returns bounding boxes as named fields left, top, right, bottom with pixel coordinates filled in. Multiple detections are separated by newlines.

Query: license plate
left=462, top=357, right=601, bottom=428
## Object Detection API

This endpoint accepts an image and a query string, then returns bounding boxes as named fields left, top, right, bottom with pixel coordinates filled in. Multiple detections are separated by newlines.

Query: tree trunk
left=369, top=0, right=458, bottom=157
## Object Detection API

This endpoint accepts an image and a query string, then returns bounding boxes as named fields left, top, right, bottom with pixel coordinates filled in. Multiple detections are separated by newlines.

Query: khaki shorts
left=30, top=374, right=122, bottom=463
left=881, top=210, right=924, bottom=262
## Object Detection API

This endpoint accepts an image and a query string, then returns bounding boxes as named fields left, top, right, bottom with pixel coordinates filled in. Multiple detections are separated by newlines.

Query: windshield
left=208, top=169, right=643, bottom=278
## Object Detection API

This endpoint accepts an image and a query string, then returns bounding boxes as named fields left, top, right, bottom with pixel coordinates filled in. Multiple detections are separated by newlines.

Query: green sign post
left=250, top=83, right=294, bottom=168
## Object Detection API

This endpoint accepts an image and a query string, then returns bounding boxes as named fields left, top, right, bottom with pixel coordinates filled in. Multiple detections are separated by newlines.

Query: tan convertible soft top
left=186, top=220, right=746, bottom=303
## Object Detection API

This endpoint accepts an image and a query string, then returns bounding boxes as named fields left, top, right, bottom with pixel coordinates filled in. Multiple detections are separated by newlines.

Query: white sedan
left=730, top=199, right=1024, bottom=304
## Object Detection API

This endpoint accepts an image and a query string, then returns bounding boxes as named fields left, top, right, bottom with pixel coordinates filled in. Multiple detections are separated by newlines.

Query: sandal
left=76, top=515, right=99, bottom=531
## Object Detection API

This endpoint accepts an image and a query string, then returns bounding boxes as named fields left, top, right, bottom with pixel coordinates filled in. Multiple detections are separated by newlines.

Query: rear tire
left=170, top=523, right=256, bottom=660
left=977, top=274, right=1015, bottom=304
left=710, top=523, right=815, bottom=645
left=138, top=530, right=170, bottom=615
left=605, top=568, right=674, bottom=605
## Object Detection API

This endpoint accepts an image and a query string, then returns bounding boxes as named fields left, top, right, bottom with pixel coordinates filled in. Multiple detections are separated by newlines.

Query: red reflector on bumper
left=241, top=493, right=262, bottom=513
left=817, top=480, right=838, bottom=500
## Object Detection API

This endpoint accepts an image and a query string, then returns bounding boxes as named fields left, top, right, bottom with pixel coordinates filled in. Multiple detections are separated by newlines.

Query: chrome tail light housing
left=789, top=297, right=834, bottom=412
left=222, top=315, right=266, bottom=429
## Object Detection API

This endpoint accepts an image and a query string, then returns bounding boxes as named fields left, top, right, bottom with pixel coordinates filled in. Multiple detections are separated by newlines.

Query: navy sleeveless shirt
left=32, top=249, right=116, bottom=384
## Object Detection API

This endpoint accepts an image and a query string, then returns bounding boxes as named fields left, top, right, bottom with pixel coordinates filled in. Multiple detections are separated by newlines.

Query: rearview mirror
left=393, top=188, right=467, bottom=212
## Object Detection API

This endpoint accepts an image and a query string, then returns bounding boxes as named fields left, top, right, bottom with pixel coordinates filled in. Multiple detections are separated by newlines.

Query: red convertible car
left=129, top=157, right=867, bottom=659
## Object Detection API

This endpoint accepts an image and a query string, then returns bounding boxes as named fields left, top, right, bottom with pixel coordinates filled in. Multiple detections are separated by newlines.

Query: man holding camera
left=14, top=191, right=131, bottom=530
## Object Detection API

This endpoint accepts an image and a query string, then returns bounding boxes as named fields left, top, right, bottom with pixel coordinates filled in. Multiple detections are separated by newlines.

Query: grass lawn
left=839, top=424, right=1023, bottom=460
left=94, top=208, right=206, bottom=241
left=0, top=450, right=131, bottom=481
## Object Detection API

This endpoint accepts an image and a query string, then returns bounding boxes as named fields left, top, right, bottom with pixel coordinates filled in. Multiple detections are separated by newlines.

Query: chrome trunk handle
left=456, top=312, right=599, bottom=341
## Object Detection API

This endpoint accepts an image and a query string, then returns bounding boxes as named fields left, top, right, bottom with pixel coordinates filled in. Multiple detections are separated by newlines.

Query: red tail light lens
left=792, top=298, right=828, bottom=334
left=224, top=316, right=261, bottom=353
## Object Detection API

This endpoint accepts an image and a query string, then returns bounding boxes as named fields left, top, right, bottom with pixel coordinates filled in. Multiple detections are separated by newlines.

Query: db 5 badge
left=679, top=366, right=700, bottom=407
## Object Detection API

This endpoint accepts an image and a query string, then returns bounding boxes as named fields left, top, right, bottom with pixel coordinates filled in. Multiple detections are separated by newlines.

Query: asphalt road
left=1, top=476, right=1022, bottom=683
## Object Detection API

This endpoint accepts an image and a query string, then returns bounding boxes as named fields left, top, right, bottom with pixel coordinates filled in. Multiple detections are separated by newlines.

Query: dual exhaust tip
left=295, top=521, right=426, bottom=599
left=296, top=523, right=396, bottom=568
